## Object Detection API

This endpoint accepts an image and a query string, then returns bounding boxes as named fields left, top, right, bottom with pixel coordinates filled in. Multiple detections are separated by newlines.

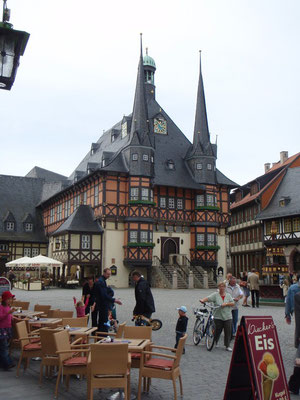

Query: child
left=0, top=291, right=16, bottom=370
left=107, top=286, right=118, bottom=332
left=73, top=296, right=89, bottom=318
left=175, top=306, right=188, bottom=353
left=280, top=279, right=290, bottom=302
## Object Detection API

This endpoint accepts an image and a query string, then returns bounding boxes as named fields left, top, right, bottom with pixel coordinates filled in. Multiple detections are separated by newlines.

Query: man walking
left=226, top=276, right=243, bottom=337
left=132, top=271, right=155, bottom=321
left=94, top=268, right=122, bottom=332
left=247, top=268, right=260, bottom=308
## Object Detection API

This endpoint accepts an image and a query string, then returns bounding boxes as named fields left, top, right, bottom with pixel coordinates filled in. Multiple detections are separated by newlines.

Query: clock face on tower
left=154, top=118, right=167, bottom=134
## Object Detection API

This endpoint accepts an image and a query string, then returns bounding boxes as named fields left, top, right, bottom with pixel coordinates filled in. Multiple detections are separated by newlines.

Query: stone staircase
left=152, top=255, right=217, bottom=289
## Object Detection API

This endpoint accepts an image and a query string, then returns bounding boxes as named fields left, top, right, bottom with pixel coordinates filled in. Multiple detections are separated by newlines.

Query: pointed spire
left=130, top=33, right=150, bottom=144
left=192, top=51, right=212, bottom=155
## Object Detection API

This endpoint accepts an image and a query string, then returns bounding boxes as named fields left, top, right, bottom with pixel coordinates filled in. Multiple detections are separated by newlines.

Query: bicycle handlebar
left=199, top=301, right=221, bottom=310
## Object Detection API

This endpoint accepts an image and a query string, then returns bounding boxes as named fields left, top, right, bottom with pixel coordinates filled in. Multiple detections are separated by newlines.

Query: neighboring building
left=0, top=171, right=66, bottom=274
left=1, top=42, right=237, bottom=287
left=229, top=151, right=300, bottom=281
left=256, top=160, right=300, bottom=279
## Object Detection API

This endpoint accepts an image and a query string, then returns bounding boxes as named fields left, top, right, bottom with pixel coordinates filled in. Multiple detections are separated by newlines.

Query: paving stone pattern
left=1, top=287, right=298, bottom=399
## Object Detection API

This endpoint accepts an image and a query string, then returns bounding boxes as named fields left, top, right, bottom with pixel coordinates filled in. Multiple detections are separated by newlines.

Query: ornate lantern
left=0, top=0, right=29, bottom=90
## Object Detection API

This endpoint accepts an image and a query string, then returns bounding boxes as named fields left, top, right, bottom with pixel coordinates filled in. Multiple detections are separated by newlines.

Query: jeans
left=97, top=308, right=109, bottom=333
left=175, top=332, right=184, bottom=348
left=231, top=309, right=239, bottom=335
left=251, top=290, right=259, bottom=307
left=0, top=338, right=13, bottom=369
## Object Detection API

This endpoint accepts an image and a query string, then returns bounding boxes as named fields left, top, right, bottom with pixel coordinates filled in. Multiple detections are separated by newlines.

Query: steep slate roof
left=0, top=175, right=47, bottom=243
left=231, top=153, right=300, bottom=210
left=53, top=205, right=103, bottom=235
left=256, top=167, right=300, bottom=220
left=66, top=50, right=236, bottom=191
left=26, top=166, right=68, bottom=182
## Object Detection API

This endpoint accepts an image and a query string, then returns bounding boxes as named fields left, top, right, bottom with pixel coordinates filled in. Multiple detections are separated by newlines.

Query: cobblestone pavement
left=1, top=287, right=298, bottom=399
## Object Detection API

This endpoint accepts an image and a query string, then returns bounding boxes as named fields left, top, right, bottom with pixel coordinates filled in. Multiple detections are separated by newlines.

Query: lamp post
left=0, top=0, right=29, bottom=90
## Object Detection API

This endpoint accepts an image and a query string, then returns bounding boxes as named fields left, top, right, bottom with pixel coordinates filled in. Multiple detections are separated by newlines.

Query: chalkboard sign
left=224, top=316, right=290, bottom=400
left=0, top=276, right=11, bottom=297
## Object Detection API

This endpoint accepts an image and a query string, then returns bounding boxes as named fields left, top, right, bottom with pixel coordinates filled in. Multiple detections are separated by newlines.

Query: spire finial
left=146, top=47, right=148, bottom=56
left=199, top=50, right=202, bottom=72
left=140, top=33, right=143, bottom=57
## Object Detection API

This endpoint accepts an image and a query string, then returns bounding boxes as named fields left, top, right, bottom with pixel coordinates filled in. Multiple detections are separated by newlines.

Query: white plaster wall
left=217, top=229, right=227, bottom=276
left=153, top=231, right=191, bottom=259
left=103, top=222, right=129, bottom=287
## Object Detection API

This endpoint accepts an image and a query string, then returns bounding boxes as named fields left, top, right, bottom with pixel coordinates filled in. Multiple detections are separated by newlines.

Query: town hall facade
left=0, top=41, right=237, bottom=287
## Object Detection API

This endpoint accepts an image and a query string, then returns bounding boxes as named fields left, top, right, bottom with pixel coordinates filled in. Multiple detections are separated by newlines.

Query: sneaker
left=226, top=347, right=233, bottom=352
left=215, top=342, right=219, bottom=348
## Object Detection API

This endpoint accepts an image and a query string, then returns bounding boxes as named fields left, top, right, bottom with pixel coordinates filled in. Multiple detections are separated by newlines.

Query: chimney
left=280, top=151, right=288, bottom=164
left=264, top=163, right=271, bottom=173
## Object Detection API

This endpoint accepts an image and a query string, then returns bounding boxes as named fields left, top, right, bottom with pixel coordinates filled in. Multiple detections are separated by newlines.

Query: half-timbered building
left=229, top=151, right=300, bottom=284
left=38, top=42, right=236, bottom=287
left=1, top=42, right=237, bottom=287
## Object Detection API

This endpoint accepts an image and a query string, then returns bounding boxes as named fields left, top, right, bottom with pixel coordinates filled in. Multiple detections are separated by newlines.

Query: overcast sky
left=1, top=0, right=299, bottom=186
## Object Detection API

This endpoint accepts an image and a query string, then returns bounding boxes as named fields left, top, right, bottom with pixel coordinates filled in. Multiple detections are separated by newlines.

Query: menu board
left=224, top=316, right=290, bottom=400
left=0, top=276, right=11, bottom=297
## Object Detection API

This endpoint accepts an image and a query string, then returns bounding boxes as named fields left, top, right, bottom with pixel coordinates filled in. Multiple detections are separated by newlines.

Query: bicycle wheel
left=206, top=320, right=216, bottom=351
left=193, top=319, right=204, bottom=345
left=151, top=319, right=162, bottom=331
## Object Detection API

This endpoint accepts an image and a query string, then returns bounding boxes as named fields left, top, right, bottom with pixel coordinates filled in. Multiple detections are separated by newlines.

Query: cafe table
left=63, top=326, right=98, bottom=338
left=13, top=310, right=44, bottom=319
left=28, top=317, right=62, bottom=329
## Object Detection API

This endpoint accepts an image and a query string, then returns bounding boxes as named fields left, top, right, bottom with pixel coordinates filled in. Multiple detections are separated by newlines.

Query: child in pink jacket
left=0, top=291, right=16, bottom=370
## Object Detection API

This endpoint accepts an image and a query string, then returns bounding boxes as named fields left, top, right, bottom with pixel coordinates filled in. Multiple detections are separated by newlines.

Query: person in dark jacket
left=94, top=268, right=122, bottom=332
left=288, top=291, right=300, bottom=395
left=81, top=276, right=97, bottom=327
left=132, top=270, right=155, bottom=319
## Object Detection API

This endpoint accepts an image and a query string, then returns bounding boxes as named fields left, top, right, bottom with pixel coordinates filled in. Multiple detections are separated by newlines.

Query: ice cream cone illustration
left=262, top=374, right=274, bottom=400
left=258, top=352, right=279, bottom=400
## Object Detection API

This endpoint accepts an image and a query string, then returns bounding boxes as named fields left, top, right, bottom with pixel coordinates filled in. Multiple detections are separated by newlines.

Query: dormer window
left=167, top=160, right=175, bottom=170
left=121, top=121, right=127, bottom=139
left=25, top=223, right=33, bottom=232
left=6, top=222, right=14, bottom=231
left=207, top=163, right=212, bottom=170
left=102, top=159, right=106, bottom=167
left=279, top=196, right=290, bottom=207
left=132, top=154, right=138, bottom=161
left=196, top=163, right=202, bottom=170
left=143, top=154, right=149, bottom=161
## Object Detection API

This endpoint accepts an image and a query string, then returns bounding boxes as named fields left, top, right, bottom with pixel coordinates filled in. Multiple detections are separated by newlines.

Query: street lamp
left=0, top=0, right=29, bottom=90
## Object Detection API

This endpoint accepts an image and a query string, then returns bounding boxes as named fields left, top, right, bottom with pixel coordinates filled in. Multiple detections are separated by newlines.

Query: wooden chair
left=87, top=343, right=131, bottom=400
left=34, top=304, right=51, bottom=317
left=15, top=320, right=42, bottom=377
left=137, top=334, right=187, bottom=400
left=62, top=317, right=88, bottom=327
left=39, top=328, right=61, bottom=384
left=53, top=330, right=90, bottom=398
left=94, top=321, right=126, bottom=340
left=124, top=326, right=152, bottom=369
left=12, top=300, right=30, bottom=310
left=53, top=310, right=74, bottom=322
left=48, top=309, right=60, bottom=318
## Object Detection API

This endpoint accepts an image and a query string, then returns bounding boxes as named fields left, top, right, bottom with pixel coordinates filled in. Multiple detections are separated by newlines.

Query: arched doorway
left=161, top=237, right=179, bottom=264
left=293, top=251, right=300, bottom=273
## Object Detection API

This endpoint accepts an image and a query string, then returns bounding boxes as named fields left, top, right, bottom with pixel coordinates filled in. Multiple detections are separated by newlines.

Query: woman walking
left=200, top=282, right=235, bottom=351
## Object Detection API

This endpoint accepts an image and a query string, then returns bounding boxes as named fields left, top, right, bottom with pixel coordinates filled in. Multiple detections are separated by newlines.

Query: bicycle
left=132, top=314, right=163, bottom=331
left=193, top=302, right=220, bottom=351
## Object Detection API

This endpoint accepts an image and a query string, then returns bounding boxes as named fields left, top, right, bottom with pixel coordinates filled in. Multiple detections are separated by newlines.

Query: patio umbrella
left=29, top=255, right=63, bottom=279
left=5, top=256, right=33, bottom=268
left=29, top=254, right=63, bottom=267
